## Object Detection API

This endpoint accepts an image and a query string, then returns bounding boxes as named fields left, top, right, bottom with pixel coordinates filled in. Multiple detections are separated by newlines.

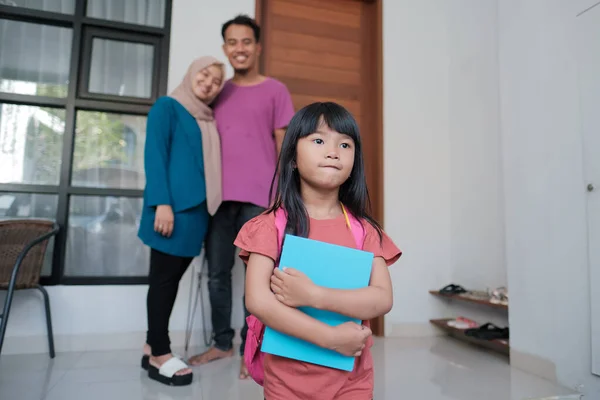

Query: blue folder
left=261, top=234, right=374, bottom=371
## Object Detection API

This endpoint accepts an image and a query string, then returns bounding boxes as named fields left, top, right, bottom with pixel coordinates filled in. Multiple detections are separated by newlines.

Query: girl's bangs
left=298, top=103, right=360, bottom=143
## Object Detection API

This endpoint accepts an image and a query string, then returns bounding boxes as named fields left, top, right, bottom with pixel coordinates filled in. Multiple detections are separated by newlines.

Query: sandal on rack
left=438, top=284, right=468, bottom=295
left=464, top=323, right=509, bottom=340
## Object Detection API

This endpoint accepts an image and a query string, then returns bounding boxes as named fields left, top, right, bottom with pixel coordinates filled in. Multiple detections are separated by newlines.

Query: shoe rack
left=429, top=289, right=509, bottom=356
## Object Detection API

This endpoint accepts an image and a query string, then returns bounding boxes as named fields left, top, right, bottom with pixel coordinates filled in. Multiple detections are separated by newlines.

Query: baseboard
left=511, top=347, right=558, bottom=382
left=387, top=322, right=443, bottom=338
left=2, top=330, right=241, bottom=355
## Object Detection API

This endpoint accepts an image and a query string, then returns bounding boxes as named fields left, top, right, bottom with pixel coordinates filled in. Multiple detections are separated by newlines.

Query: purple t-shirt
left=212, top=78, right=295, bottom=208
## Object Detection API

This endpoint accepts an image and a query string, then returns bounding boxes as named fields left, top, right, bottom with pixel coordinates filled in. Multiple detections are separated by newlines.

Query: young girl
left=235, top=102, right=401, bottom=399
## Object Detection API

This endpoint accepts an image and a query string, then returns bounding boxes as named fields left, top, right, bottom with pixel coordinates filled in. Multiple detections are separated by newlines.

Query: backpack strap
left=345, top=210, right=366, bottom=250
left=273, top=208, right=287, bottom=257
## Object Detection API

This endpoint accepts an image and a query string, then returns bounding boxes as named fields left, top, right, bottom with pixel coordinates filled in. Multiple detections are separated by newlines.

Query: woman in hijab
left=137, top=56, right=225, bottom=386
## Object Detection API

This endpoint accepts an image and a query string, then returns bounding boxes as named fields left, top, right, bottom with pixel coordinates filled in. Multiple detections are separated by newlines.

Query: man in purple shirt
left=188, top=15, right=295, bottom=379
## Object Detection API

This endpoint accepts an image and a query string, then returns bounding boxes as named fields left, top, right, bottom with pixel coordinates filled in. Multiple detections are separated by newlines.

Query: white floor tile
left=0, top=337, right=580, bottom=400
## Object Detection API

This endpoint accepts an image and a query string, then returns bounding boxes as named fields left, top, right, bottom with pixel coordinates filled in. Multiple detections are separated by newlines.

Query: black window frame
left=0, top=0, right=172, bottom=285
left=79, top=26, right=162, bottom=104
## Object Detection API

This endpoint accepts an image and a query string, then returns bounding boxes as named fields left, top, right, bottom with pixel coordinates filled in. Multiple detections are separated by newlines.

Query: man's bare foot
left=150, top=354, right=192, bottom=376
left=239, top=358, right=250, bottom=380
left=188, top=347, right=234, bottom=366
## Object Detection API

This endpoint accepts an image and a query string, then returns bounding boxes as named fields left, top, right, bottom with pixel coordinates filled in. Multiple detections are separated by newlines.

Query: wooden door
left=256, top=0, right=385, bottom=336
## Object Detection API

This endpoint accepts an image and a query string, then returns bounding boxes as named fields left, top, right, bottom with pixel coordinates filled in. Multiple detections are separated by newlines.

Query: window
left=86, top=0, right=166, bottom=28
left=72, top=111, right=146, bottom=189
left=0, top=19, right=72, bottom=97
left=0, top=0, right=172, bottom=285
left=0, top=104, right=65, bottom=185
left=0, top=192, right=58, bottom=276
left=1, top=0, right=76, bottom=15
left=80, top=27, right=161, bottom=102
left=88, top=38, right=155, bottom=98
left=65, top=195, right=147, bottom=277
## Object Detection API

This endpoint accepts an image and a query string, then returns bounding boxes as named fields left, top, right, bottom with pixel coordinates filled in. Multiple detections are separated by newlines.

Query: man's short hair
left=221, top=14, right=261, bottom=43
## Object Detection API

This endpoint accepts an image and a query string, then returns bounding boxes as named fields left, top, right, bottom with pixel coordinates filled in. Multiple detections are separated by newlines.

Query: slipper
left=142, top=352, right=182, bottom=371
left=438, top=284, right=467, bottom=295
left=464, top=323, right=509, bottom=340
left=459, top=290, right=489, bottom=300
left=148, top=357, right=193, bottom=386
left=141, top=354, right=150, bottom=370
left=490, top=287, right=509, bottom=305
left=447, top=317, right=478, bottom=330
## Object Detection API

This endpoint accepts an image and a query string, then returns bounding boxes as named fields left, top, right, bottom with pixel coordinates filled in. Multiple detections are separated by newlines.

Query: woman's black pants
left=146, top=249, right=193, bottom=357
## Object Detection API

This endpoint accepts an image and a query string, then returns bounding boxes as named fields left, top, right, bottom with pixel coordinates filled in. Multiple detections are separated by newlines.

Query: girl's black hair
left=267, top=102, right=382, bottom=241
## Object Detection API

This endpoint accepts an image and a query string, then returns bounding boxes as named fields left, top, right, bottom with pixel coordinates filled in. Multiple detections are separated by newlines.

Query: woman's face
left=191, top=64, right=223, bottom=102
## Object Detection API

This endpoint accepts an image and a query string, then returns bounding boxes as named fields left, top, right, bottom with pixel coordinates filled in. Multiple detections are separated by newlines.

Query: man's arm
left=272, top=81, right=294, bottom=158
left=274, top=128, right=286, bottom=158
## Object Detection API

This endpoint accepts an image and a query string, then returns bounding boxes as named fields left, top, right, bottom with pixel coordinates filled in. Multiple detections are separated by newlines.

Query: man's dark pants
left=206, top=201, right=265, bottom=355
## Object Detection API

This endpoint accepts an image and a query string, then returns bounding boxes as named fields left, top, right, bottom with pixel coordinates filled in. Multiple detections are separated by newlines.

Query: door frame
left=575, top=4, right=600, bottom=376
left=254, top=0, right=386, bottom=336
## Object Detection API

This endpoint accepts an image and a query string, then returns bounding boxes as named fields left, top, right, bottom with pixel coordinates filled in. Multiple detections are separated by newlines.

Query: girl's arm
left=245, top=253, right=371, bottom=354
left=272, top=257, right=393, bottom=321
left=314, top=257, right=393, bottom=320
left=246, top=253, right=334, bottom=348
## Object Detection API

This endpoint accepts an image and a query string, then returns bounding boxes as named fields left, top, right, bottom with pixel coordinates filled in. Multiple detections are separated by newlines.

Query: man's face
left=222, top=24, right=261, bottom=74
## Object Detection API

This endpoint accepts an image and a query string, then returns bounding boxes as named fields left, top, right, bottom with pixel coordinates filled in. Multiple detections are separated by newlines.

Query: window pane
left=0, top=192, right=58, bottom=276
left=2, top=0, right=75, bottom=14
left=65, top=195, right=148, bottom=276
left=71, top=111, right=146, bottom=189
left=0, top=20, right=72, bottom=98
left=0, top=104, right=65, bottom=185
left=89, top=38, right=154, bottom=98
left=86, top=0, right=166, bottom=28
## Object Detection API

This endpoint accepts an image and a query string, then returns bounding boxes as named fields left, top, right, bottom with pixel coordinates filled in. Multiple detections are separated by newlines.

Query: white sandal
left=148, top=357, right=193, bottom=386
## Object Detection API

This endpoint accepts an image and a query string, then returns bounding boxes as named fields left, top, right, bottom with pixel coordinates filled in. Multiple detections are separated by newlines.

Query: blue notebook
left=261, top=234, right=374, bottom=371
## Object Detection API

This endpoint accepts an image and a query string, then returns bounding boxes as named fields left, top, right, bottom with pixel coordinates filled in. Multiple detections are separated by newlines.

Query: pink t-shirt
left=212, top=78, right=295, bottom=208
left=234, top=212, right=402, bottom=400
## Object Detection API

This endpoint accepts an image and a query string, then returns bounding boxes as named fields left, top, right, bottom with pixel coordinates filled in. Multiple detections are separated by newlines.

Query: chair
left=0, top=219, right=59, bottom=358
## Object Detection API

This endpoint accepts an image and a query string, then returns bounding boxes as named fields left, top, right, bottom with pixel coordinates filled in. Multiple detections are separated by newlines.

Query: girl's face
left=191, top=64, right=223, bottom=102
left=295, top=120, right=355, bottom=191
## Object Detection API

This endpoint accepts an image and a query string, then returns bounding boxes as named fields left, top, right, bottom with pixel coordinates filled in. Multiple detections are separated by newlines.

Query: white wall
left=447, top=1, right=505, bottom=291
left=383, top=0, right=506, bottom=336
left=7, top=0, right=509, bottom=353
left=498, top=0, right=600, bottom=396
left=6, top=3, right=598, bottom=396
left=167, top=1, right=251, bottom=91
left=2, top=0, right=255, bottom=355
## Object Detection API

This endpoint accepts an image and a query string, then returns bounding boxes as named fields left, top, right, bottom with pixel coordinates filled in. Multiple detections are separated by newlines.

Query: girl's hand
left=327, top=322, right=372, bottom=357
left=271, top=267, right=319, bottom=308
left=155, top=205, right=174, bottom=237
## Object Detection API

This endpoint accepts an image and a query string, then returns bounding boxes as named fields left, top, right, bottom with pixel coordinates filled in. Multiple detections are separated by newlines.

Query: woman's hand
left=154, top=205, right=174, bottom=237
left=327, top=322, right=372, bottom=357
left=270, top=267, right=320, bottom=308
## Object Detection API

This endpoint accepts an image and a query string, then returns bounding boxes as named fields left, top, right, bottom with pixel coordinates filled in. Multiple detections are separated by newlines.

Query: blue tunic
left=138, top=97, right=210, bottom=258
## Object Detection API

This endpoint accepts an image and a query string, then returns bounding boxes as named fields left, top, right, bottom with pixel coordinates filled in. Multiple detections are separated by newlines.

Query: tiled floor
left=0, top=337, right=580, bottom=400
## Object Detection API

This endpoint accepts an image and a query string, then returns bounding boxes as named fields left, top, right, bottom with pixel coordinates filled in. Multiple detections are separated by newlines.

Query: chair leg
left=0, top=285, right=18, bottom=359
left=36, top=285, right=55, bottom=359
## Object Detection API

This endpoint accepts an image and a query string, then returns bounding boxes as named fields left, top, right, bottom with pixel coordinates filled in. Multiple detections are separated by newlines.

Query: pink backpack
left=244, top=206, right=366, bottom=386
